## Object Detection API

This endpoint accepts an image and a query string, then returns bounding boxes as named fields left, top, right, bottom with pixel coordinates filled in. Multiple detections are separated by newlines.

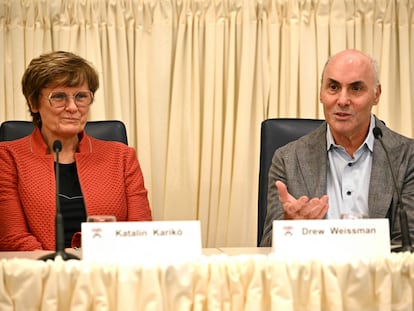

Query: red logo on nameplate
left=92, top=227, right=102, bottom=239
left=283, top=226, right=294, bottom=236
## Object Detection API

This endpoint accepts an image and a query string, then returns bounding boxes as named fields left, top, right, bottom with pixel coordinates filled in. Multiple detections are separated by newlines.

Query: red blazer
left=0, top=128, right=152, bottom=251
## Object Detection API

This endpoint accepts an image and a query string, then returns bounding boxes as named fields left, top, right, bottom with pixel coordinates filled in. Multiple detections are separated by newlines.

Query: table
left=1, top=248, right=413, bottom=311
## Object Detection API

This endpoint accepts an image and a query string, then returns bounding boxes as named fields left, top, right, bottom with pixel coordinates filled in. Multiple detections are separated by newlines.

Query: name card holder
left=272, top=218, right=390, bottom=261
left=82, top=220, right=202, bottom=264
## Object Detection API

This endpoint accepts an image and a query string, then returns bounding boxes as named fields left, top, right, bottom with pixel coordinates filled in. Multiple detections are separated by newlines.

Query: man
left=260, top=49, right=414, bottom=248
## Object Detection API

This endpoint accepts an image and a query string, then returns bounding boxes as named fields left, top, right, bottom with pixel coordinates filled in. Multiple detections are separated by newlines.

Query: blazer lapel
left=369, top=141, right=394, bottom=218
left=296, top=125, right=328, bottom=198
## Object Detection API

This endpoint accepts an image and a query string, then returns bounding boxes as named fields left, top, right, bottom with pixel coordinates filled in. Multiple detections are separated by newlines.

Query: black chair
left=257, top=118, right=325, bottom=246
left=0, top=120, right=128, bottom=145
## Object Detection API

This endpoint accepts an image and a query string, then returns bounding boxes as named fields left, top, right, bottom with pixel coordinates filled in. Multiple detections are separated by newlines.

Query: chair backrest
left=0, top=120, right=128, bottom=145
left=257, top=118, right=324, bottom=246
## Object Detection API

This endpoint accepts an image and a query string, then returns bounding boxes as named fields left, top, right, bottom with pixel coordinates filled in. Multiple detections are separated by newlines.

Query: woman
left=0, top=51, right=152, bottom=251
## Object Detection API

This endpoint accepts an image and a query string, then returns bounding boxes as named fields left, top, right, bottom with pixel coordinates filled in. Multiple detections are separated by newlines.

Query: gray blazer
left=260, top=115, right=414, bottom=247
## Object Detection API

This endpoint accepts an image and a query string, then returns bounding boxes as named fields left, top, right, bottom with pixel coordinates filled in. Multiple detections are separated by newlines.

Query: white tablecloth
left=1, top=252, right=414, bottom=311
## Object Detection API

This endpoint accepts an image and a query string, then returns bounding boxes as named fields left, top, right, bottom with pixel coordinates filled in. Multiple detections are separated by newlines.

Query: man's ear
left=374, top=84, right=382, bottom=104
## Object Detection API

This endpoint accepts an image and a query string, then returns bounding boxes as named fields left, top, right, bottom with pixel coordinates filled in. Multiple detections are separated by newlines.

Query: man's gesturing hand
left=275, top=181, right=329, bottom=220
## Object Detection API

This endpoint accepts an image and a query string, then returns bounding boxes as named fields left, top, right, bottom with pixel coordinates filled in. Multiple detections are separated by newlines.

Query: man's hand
left=276, top=181, right=329, bottom=220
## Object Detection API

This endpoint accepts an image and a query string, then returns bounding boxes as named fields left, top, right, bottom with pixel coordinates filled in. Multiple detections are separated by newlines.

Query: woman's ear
left=29, top=101, right=39, bottom=113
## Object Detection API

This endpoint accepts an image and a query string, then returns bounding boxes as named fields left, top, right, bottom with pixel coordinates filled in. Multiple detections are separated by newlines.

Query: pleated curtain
left=1, top=0, right=413, bottom=247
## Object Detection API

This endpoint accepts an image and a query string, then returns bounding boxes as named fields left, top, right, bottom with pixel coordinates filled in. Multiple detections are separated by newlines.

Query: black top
left=58, top=162, right=86, bottom=247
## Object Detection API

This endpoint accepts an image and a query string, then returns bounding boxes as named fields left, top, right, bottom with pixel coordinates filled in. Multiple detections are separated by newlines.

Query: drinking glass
left=340, top=213, right=368, bottom=220
left=86, top=215, right=117, bottom=222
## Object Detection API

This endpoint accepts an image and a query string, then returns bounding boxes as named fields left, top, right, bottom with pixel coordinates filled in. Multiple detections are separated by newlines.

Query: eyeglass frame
left=42, top=90, right=94, bottom=109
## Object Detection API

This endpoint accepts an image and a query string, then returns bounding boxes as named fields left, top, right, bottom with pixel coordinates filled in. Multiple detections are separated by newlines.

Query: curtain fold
left=1, top=253, right=414, bottom=310
left=1, top=0, right=413, bottom=247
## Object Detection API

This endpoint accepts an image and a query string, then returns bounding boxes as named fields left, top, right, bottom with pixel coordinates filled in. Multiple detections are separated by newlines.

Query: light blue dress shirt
left=326, top=114, right=375, bottom=219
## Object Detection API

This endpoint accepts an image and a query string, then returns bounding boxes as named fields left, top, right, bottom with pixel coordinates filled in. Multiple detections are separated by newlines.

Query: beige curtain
left=1, top=253, right=414, bottom=310
left=1, top=0, right=413, bottom=247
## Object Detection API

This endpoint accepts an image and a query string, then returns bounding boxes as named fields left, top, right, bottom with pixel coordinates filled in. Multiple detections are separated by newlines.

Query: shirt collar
left=326, top=113, right=375, bottom=152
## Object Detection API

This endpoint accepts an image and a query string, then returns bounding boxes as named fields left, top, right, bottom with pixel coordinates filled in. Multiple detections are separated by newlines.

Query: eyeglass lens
left=48, top=91, right=93, bottom=108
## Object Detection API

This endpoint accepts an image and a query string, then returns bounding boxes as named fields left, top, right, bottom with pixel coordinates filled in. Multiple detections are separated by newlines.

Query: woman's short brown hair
left=21, top=51, right=100, bottom=128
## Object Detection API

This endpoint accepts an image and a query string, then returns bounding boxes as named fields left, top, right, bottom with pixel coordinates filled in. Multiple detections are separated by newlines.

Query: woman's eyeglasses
left=44, top=90, right=94, bottom=109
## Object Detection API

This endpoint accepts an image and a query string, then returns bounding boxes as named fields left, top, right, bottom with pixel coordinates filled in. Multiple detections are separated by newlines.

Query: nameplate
left=81, top=220, right=202, bottom=264
left=272, top=219, right=390, bottom=261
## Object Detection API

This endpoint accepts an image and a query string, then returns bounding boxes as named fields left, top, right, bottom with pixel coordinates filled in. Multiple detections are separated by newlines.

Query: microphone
left=373, top=127, right=413, bottom=252
left=39, top=140, right=80, bottom=261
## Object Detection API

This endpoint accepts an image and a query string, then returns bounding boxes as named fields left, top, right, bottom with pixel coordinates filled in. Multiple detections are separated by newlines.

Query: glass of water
left=340, top=213, right=368, bottom=220
left=86, top=215, right=117, bottom=222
